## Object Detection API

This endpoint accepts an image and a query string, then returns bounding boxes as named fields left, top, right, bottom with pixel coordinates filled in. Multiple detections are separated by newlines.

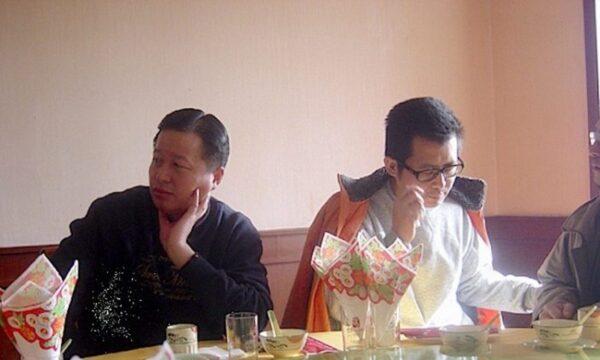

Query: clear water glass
left=226, top=312, right=258, bottom=359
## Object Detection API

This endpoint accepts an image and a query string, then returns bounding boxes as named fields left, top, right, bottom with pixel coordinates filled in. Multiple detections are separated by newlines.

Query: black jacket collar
left=338, top=167, right=486, bottom=211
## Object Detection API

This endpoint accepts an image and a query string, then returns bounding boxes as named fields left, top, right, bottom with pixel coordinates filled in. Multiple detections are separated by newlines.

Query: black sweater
left=51, top=186, right=272, bottom=357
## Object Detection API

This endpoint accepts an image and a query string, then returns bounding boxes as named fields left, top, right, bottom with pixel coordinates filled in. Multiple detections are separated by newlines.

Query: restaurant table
left=88, top=329, right=600, bottom=359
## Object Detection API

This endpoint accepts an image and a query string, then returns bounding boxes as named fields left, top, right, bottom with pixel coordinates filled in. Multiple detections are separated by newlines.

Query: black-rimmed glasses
left=400, top=158, right=465, bottom=182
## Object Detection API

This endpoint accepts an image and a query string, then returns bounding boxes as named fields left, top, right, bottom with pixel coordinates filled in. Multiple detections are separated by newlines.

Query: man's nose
left=432, top=171, right=447, bottom=187
left=155, top=165, right=171, bottom=183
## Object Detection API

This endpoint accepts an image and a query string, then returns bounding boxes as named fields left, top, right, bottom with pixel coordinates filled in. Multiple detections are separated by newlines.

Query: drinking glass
left=340, top=303, right=372, bottom=354
left=226, top=312, right=258, bottom=359
left=373, top=307, right=402, bottom=348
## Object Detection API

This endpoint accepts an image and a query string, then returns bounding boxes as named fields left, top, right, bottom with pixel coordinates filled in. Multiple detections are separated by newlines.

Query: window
left=584, top=0, right=599, bottom=197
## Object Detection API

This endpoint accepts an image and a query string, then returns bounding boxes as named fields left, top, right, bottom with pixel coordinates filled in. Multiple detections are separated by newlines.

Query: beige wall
left=0, top=0, right=588, bottom=247
left=492, top=0, right=589, bottom=215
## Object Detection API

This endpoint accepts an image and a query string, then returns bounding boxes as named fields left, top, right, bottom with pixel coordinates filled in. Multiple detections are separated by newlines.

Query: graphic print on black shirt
left=88, top=253, right=197, bottom=351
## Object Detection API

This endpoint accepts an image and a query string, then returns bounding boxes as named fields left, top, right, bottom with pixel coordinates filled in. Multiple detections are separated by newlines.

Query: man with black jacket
left=51, top=109, right=272, bottom=357
left=535, top=121, right=600, bottom=320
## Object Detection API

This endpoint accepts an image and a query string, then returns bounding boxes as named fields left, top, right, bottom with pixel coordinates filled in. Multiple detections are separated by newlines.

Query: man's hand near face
left=539, top=300, right=576, bottom=320
left=391, top=185, right=425, bottom=243
left=159, top=189, right=210, bottom=269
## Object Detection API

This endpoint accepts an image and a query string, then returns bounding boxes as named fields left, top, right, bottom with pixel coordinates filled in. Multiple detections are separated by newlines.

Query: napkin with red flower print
left=0, top=254, right=78, bottom=360
left=311, top=232, right=422, bottom=345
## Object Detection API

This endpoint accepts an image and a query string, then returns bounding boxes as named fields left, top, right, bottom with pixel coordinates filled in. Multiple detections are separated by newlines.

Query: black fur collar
left=338, top=167, right=486, bottom=211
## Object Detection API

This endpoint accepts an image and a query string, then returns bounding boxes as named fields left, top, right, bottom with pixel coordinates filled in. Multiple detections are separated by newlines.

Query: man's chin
left=151, top=197, right=176, bottom=214
left=424, top=198, right=443, bottom=208
left=154, top=204, right=185, bottom=221
left=424, top=193, right=447, bottom=208
left=150, top=195, right=165, bottom=209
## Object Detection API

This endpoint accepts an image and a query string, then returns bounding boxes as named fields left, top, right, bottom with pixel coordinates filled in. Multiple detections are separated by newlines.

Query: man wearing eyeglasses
left=283, top=97, right=539, bottom=330
left=534, top=122, right=600, bottom=320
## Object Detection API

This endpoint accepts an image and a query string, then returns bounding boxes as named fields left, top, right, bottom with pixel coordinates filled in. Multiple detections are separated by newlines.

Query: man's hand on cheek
left=391, top=185, right=424, bottom=243
left=159, top=188, right=210, bottom=268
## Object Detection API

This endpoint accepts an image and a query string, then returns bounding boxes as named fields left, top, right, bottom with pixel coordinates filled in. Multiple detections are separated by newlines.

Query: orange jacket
left=282, top=168, right=500, bottom=331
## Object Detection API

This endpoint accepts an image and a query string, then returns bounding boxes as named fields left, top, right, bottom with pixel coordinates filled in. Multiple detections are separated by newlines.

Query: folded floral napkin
left=302, top=336, right=338, bottom=355
left=313, top=236, right=370, bottom=336
left=311, top=232, right=422, bottom=346
left=0, top=254, right=78, bottom=360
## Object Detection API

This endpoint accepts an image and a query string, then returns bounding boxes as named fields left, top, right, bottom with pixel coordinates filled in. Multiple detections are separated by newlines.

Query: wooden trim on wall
left=259, top=227, right=307, bottom=266
left=0, top=245, right=58, bottom=288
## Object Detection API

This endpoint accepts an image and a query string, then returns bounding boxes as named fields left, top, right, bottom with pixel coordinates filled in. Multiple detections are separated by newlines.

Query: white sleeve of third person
left=456, top=214, right=540, bottom=314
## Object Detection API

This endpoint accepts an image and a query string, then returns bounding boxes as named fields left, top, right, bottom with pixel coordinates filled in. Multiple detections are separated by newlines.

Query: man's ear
left=211, top=166, right=225, bottom=190
left=384, top=156, right=400, bottom=178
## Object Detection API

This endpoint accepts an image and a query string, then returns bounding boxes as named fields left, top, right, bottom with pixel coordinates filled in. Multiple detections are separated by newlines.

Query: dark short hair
left=154, top=108, right=230, bottom=169
left=385, top=97, right=463, bottom=163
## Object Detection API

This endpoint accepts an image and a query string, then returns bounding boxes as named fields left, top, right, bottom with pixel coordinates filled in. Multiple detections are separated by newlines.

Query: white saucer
left=522, top=338, right=597, bottom=353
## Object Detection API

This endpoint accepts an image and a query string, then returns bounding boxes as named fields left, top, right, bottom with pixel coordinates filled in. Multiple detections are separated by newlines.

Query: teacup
left=259, top=329, right=308, bottom=357
left=532, top=319, right=582, bottom=348
left=166, top=324, right=198, bottom=354
left=439, top=325, right=489, bottom=353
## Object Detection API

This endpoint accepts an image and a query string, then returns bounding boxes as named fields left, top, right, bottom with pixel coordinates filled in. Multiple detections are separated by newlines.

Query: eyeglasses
left=400, top=158, right=465, bottom=182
